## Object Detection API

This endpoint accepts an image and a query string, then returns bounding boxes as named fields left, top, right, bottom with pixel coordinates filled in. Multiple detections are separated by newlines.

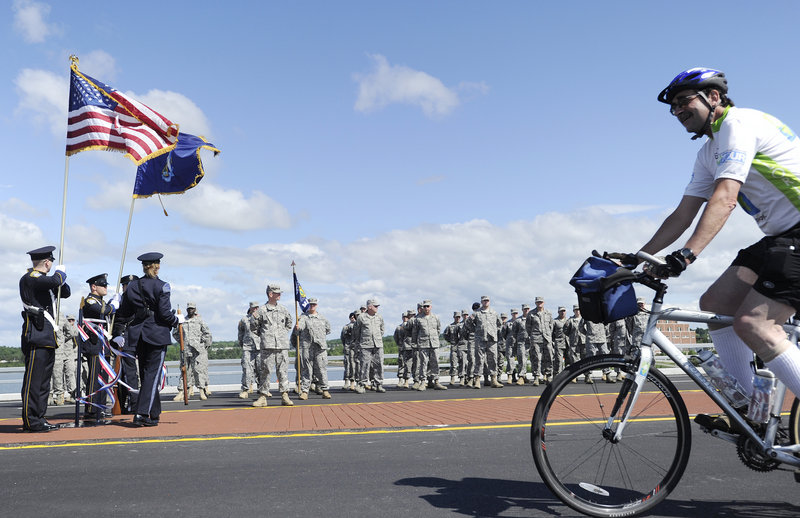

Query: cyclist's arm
left=640, top=195, right=706, bottom=255
left=682, top=178, right=741, bottom=256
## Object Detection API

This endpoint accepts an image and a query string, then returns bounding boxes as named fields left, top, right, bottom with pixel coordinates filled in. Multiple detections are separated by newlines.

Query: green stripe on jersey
left=752, top=152, right=800, bottom=211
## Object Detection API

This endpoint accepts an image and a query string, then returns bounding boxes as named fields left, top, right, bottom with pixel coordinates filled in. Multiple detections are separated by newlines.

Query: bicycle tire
left=531, top=354, right=691, bottom=517
left=789, top=397, right=800, bottom=446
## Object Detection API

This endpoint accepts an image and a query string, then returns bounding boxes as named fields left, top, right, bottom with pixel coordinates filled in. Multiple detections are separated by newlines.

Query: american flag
left=66, top=68, right=179, bottom=165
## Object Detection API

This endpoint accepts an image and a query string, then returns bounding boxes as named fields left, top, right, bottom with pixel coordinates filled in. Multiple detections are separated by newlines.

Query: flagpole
left=292, top=261, right=301, bottom=391
left=109, top=197, right=136, bottom=333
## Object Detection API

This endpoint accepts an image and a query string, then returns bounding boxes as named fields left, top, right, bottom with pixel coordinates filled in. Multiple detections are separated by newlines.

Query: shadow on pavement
left=395, top=476, right=800, bottom=517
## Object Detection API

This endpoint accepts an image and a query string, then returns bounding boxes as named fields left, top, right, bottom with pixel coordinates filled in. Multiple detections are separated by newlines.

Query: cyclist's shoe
left=694, top=413, right=744, bottom=434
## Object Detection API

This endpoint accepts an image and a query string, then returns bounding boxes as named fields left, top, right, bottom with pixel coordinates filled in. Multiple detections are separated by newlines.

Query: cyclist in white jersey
left=637, top=67, right=800, bottom=430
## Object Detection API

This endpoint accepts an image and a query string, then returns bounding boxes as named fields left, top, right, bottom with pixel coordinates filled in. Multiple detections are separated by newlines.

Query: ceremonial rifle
left=177, top=306, right=189, bottom=405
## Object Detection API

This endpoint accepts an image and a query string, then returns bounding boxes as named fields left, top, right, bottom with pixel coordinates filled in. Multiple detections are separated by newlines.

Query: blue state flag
left=294, top=272, right=310, bottom=314
left=133, top=133, right=219, bottom=198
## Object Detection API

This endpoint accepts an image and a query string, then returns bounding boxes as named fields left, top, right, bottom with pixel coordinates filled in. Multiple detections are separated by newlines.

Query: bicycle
left=530, top=251, right=800, bottom=518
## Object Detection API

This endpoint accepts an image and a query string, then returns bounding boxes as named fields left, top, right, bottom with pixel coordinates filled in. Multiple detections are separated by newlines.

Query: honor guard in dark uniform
left=19, top=245, right=71, bottom=432
left=81, top=273, right=120, bottom=422
left=112, top=274, right=140, bottom=414
left=118, top=252, right=180, bottom=427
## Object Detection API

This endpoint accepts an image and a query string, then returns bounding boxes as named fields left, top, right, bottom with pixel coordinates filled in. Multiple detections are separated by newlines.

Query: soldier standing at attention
left=563, top=305, right=586, bottom=381
left=606, top=318, right=631, bottom=383
left=581, top=320, right=609, bottom=384
left=172, top=302, right=212, bottom=401
left=20, top=246, right=70, bottom=432
left=466, top=296, right=503, bottom=389
left=412, top=300, right=447, bottom=391
left=353, top=299, right=386, bottom=393
left=81, top=273, right=120, bottom=422
left=293, top=298, right=332, bottom=399
left=118, top=252, right=181, bottom=427
left=237, top=302, right=260, bottom=399
left=394, top=312, right=411, bottom=388
left=552, top=306, right=569, bottom=378
left=252, top=284, right=294, bottom=407
left=340, top=312, right=357, bottom=391
left=113, top=274, right=140, bottom=414
left=443, top=311, right=462, bottom=386
left=51, top=313, right=78, bottom=406
left=504, top=308, right=519, bottom=384
left=527, top=296, right=554, bottom=383
left=462, top=304, right=479, bottom=387
left=497, top=313, right=509, bottom=382
left=512, top=304, right=531, bottom=385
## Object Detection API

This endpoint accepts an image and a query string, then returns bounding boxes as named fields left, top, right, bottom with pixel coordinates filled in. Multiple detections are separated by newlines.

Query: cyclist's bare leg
left=734, top=289, right=800, bottom=399
left=699, top=266, right=757, bottom=331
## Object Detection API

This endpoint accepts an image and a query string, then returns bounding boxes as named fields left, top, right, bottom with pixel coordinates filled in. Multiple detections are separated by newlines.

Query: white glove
left=54, top=265, right=67, bottom=283
left=109, top=293, right=121, bottom=312
left=176, top=313, right=185, bottom=325
left=112, top=335, right=125, bottom=349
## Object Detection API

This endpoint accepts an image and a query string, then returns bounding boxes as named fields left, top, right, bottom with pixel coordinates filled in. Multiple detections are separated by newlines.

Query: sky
left=2, top=0, right=799, bottom=345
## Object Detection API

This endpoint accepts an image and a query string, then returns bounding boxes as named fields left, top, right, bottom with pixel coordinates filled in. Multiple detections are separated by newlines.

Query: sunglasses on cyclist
left=669, top=93, right=702, bottom=115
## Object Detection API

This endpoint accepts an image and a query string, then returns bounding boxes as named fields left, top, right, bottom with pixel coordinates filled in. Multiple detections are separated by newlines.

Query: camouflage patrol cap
left=511, top=308, right=518, bottom=314
left=66, top=314, right=76, bottom=321
left=422, top=299, right=432, bottom=306
left=367, top=299, right=379, bottom=307
left=249, top=301, right=259, bottom=309
left=480, top=295, right=490, bottom=302
left=461, top=309, right=469, bottom=315
left=535, top=296, right=544, bottom=303
left=637, top=297, right=645, bottom=304
left=573, top=304, right=580, bottom=310
left=308, top=297, right=318, bottom=304
left=267, top=283, right=282, bottom=294
left=187, top=302, right=197, bottom=309
left=558, top=306, right=566, bottom=312
left=453, top=311, right=460, bottom=317
left=522, top=303, right=530, bottom=310
left=500, top=313, right=508, bottom=319
left=406, top=310, right=415, bottom=317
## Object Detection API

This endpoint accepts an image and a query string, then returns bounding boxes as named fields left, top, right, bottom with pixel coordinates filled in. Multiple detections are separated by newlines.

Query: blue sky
left=2, top=1, right=798, bottom=344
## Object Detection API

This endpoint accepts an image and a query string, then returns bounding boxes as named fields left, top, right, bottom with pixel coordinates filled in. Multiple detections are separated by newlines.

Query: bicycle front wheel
left=531, top=354, right=691, bottom=518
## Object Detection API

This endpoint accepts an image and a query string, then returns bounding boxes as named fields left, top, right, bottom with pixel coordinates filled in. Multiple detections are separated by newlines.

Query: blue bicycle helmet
left=657, top=67, right=728, bottom=104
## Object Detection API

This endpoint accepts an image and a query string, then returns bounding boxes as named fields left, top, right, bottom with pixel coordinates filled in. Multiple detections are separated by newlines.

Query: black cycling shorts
left=731, top=226, right=800, bottom=312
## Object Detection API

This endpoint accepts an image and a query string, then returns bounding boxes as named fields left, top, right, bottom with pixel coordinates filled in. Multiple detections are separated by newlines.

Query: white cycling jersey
left=684, top=106, right=800, bottom=236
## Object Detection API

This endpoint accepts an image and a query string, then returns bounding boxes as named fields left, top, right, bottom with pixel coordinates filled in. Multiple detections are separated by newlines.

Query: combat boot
left=433, top=382, right=448, bottom=390
left=473, top=377, right=481, bottom=389
left=411, top=381, right=420, bottom=391
left=204, top=387, right=212, bottom=396
left=252, top=395, right=268, bottom=407
left=490, top=375, right=503, bottom=388
left=173, top=390, right=184, bottom=402
left=516, top=375, right=525, bottom=386
left=355, top=384, right=366, bottom=394
left=188, top=386, right=194, bottom=398
left=532, top=377, right=540, bottom=387
left=322, top=390, right=332, bottom=399
left=299, top=392, right=308, bottom=400
left=375, top=384, right=386, bottom=393
left=584, top=374, right=594, bottom=384
left=65, top=393, right=75, bottom=404
left=281, top=392, right=294, bottom=406
left=56, top=394, right=65, bottom=406
left=310, top=382, right=317, bottom=394
left=314, top=385, right=323, bottom=395
left=398, top=380, right=406, bottom=389
left=417, top=382, right=427, bottom=392
left=199, top=388, right=207, bottom=400
left=238, top=390, right=249, bottom=399
left=450, top=377, right=460, bottom=387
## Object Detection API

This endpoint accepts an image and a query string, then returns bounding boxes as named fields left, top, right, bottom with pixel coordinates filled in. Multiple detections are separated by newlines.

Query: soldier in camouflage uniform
left=237, top=302, right=260, bottom=399
left=462, top=304, right=479, bottom=387
left=606, top=318, right=631, bottom=383
left=563, top=305, right=586, bottom=379
left=353, top=299, right=386, bottom=393
left=526, top=296, right=554, bottom=383
left=551, top=306, right=568, bottom=377
left=172, top=302, right=212, bottom=401
left=293, top=298, right=332, bottom=399
left=412, top=300, right=447, bottom=390
left=502, top=309, right=518, bottom=383
left=252, top=283, right=294, bottom=407
left=443, top=312, right=462, bottom=385
left=340, top=312, right=357, bottom=391
left=51, top=314, right=78, bottom=405
left=497, top=313, right=509, bottom=382
left=466, top=296, right=503, bottom=388
left=581, top=319, right=609, bottom=384
left=394, top=313, right=411, bottom=388
left=621, top=298, right=649, bottom=381
left=512, top=304, right=531, bottom=384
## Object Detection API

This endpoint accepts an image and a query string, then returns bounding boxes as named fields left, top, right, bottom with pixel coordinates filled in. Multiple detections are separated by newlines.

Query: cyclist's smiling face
left=670, top=89, right=707, bottom=133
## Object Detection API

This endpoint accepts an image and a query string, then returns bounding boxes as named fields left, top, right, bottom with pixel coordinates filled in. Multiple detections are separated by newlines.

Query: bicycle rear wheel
left=531, top=354, right=691, bottom=518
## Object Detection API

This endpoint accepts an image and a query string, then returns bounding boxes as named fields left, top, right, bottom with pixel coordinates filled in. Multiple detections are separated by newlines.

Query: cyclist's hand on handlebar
left=647, top=250, right=688, bottom=278
left=600, top=251, right=640, bottom=269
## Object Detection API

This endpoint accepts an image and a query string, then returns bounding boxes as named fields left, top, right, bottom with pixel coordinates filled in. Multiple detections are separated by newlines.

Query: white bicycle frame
left=607, top=263, right=800, bottom=469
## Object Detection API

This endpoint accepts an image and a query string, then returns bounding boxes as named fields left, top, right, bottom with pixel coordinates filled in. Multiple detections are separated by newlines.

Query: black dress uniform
left=118, top=253, right=178, bottom=426
left=81, top=274, right=115, bottom=419
left=19, top=246, right=71, bottom=432
left=113, top=274, right=140, bottom=414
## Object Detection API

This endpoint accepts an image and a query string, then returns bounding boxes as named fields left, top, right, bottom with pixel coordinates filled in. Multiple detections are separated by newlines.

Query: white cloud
left=13, top=0, right=57, bottom=43
left=13, top=68, right=68, bottom=135
left=354, top=54, right=471, bottom=118
left=170, top=183, right=292, bottom=230
left=0, top=205, right=764, bottom=347
left=79, top=50, right=118, bottom=81
left=136, top=90, right=212, bottom=138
